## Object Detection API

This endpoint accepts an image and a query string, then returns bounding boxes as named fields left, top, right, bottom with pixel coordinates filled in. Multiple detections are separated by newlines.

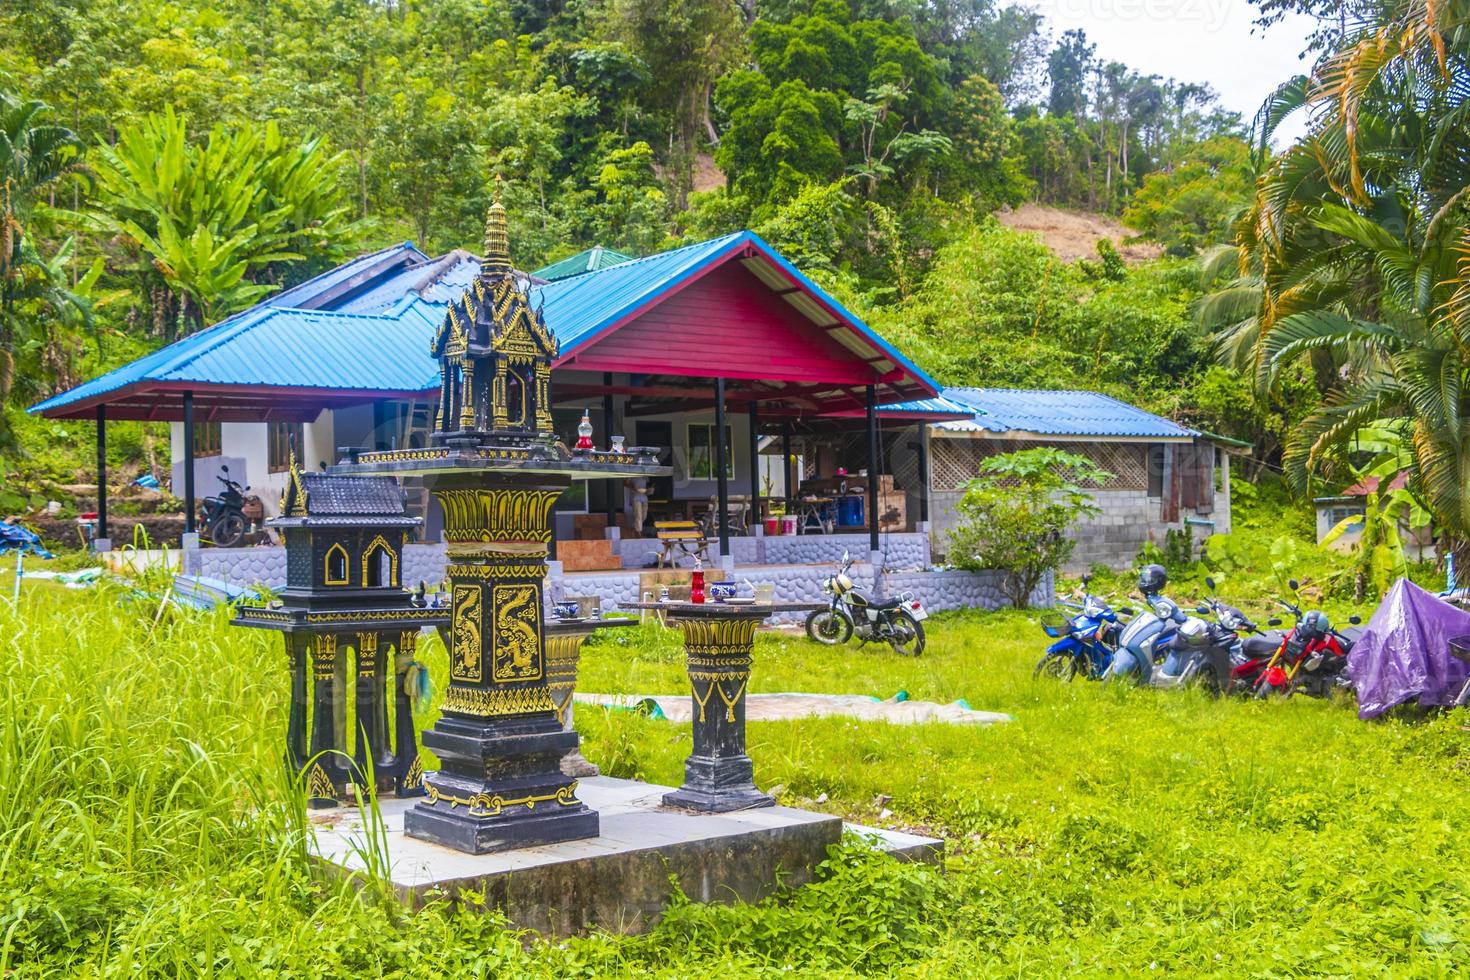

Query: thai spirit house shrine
left=343, top=186, right=666, bottom=853
left=233, top=462, right=448, bottom=807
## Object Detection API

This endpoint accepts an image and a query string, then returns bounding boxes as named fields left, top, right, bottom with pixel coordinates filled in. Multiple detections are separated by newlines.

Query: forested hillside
left=4, top=0, right=1464, bottom=525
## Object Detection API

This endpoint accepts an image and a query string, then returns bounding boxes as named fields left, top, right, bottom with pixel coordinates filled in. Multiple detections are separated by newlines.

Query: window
left=268, top=422, right=305, bottom=472
left=1147, top=444, right=1166, bottom=497
left=192, top=421, right=222, bottom=458
left=687, top=424, right=734, bottom=480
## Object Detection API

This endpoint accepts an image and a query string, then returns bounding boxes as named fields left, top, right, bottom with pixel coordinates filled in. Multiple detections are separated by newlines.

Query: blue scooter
left=1035, top=576, right=1128, bottom=680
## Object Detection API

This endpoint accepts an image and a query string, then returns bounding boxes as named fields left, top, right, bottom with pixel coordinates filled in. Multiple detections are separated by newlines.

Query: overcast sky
left=1030, top=0, right=1320, bottom=144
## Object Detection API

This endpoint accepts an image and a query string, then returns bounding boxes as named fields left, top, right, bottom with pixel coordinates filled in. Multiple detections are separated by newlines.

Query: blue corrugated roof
left=263, top=242, right=430, bottom=310
left=879, top=394, right=978, bottom=417
left=29, top=302, right=443, bottom=413
left=934, top=387, right=1199, bottom=439
left=32, top=230, right=940, bottom=416
left=334, top=250, right=480, bottom=314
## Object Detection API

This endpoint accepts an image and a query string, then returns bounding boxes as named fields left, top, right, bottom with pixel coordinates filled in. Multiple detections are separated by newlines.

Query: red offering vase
left=690, top=568, right=705, bottom=604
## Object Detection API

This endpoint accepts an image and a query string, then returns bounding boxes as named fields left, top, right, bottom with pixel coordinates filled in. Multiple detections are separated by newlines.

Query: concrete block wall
left=930, top=487, right=1228, bottom=573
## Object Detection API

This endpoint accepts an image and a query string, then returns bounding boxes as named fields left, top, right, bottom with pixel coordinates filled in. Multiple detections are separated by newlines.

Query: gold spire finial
left=481, top=175, right=511, bottom=274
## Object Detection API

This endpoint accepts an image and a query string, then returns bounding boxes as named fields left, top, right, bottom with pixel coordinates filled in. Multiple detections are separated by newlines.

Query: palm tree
left=0, top=91, right=84, bottom=402
left=1202, top=0, right=1470, bottom=562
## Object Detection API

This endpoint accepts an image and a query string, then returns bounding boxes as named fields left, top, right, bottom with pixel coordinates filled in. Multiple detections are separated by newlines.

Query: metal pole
left=866, top=385, right=879, bottom=556
left=95, top=404, right=108, bottom=543
left=748, top=399, right=761, bottom=531
left=183, top=391, right=197, bottom=534
left=917, top=425, right=930, bottom=524
left=781, top=419, right=794, bottom=510
left=714, top=378, right=729, bottom=558
left=603, top=374, right=617, bottom=528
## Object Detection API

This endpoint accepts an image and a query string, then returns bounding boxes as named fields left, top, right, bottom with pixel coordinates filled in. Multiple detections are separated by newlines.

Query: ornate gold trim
left=450, top=585, right=483, bottom=682
left=306, top=763, right=335, bottom=801
left=360, top=534, right=399, bottom=587
left=424, top=780, right=579, bottom=818
left=402, top=756, right=425, bottom=790
left=441, top=684, right=554, bottom=717
left=323, top=541, right=350, bottom=585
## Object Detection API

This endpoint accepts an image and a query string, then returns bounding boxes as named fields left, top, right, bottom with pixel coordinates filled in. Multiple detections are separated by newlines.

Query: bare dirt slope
left=995, top=203, right=1162, bottom=264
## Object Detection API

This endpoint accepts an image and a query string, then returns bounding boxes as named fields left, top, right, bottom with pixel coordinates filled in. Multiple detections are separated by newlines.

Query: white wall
left=168, top=412, right=333, bottom=518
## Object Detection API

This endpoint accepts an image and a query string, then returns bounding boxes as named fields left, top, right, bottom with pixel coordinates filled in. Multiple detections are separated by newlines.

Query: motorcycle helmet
left=1177, top=617, right=1211, bottom=647
left=1138, top=563, right=1168, bottom=595
left=1300, top=609, right=1330, bottom=638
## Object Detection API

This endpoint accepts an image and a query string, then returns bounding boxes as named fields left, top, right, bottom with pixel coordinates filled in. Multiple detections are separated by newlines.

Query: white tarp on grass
left=576, top=691, right=1012, bottom=725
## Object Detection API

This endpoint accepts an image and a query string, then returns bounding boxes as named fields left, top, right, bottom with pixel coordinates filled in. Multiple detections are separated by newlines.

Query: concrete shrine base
left=310, top=775, right=942, bottom=936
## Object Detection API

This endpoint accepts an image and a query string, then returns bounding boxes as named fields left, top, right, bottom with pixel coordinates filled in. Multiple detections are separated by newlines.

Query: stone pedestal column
left=405, top=474, right=597, bottom=854
left=545, top=629, right=598, bottom=778
left=661, top=605, right=775, bottom=812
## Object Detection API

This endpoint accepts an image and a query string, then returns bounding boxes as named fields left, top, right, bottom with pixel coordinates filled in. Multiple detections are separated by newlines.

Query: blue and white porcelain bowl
left=708, top=582, right=738, bottom=601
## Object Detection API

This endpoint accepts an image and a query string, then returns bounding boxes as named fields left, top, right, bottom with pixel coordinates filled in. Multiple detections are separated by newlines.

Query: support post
left=183, top=391, right=197, bottom=534
left=603, top=375, right=618, bottom=528
left=95, top=404, right=109, bottom=544
left=917, top=425, right=930, bottom=524
left=714, top=377, right=729, bottom=558
left=781, top=419, right=794, bottom=511
left=866, top=385, right=880, bottom=556
left=748, top=400, right=761, bottom=530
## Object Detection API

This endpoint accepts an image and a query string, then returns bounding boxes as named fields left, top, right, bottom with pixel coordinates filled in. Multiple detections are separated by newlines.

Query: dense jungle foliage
left=3, top=0, right=1469, bottom=554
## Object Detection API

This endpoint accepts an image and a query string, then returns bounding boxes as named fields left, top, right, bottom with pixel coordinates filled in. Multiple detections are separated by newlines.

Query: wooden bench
left=653, top=521, right=710, bottom=568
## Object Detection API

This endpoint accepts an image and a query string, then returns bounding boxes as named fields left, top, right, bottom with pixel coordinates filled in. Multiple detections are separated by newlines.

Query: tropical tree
left=89, top=108, right=361, bottom=336
left=0, top=91, right=84, bottom=406
left=1212, top=0, right=1470, bottom=563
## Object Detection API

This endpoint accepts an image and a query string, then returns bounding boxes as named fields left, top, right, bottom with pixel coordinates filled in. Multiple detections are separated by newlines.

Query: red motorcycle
left=1252, top=580, right=1363, bottom=699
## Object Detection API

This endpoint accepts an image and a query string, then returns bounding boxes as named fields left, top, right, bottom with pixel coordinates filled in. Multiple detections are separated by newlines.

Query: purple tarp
left=1348, top=578, right=1470, bottom=719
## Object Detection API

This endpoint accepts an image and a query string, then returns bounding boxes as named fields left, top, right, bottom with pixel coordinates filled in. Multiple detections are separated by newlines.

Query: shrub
left=947, top=447, right=1109, bottom=607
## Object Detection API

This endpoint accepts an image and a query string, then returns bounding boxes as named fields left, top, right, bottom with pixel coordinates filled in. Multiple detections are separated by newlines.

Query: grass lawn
left=4, top=581, right=1470, bottom=976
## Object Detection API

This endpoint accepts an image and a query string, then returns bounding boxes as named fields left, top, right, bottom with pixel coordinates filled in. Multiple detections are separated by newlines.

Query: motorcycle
left=805, top=552, right=928, bottom=656
left=1034, top=576, right=1127, bottom=681
left=1191, top=577, right=1284, bottom=695
left=200, top=465, right=257, bottom=548
left=1253, top=579, right=1363, bottom=699
left=1108, top=590, right=1232, bottom=695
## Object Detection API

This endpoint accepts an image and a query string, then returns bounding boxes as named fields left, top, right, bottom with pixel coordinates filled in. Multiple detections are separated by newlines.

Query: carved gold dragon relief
left=450, top=585, right=483, bottom=683
left=491, top=583, right=542, bottom=682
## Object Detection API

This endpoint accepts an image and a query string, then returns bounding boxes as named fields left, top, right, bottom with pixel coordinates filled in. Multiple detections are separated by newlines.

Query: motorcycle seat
left=868, top=597, right=907, bottom=611
left=1242, top=633, right=1282, bottom=657
left=1338, top=626, right=1366, bottom=644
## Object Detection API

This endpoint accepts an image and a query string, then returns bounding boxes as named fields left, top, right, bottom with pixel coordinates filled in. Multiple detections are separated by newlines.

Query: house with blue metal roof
left=914, top=387, right=1238, bottom=569
left=32, top=214, right=1235, bottom=571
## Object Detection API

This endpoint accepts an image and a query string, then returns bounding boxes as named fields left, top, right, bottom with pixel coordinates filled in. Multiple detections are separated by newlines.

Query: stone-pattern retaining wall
left=613, top=531, right=930, bottom=570
left=180, top=537, right=1048, bottom=619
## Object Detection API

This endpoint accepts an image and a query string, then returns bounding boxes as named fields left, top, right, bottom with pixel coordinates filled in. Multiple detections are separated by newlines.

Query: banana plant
left=88, top=107, right=358, bottom=335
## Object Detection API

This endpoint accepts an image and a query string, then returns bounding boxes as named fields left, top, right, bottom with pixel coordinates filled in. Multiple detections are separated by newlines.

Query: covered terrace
left=31, top=232, right=967, bottom=568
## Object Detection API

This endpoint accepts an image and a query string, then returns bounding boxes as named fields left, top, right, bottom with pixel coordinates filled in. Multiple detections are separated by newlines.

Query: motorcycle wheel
left=888, top=611, right=926, bottom=657
left=1034, top=654, right=1078, bottom=681
left=805, top=608, right=853, bottom=645
left=1195, top=666, right=1225, bottom=699
left=212, top=513, right=247, bottom=548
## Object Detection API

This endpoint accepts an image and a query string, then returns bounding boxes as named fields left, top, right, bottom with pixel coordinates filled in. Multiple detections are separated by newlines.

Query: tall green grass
left=4, top=583, right=1470, bottom=976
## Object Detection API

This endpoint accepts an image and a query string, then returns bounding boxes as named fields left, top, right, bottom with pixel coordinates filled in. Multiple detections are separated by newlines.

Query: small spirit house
left=234, top=458, right=448, bottom=807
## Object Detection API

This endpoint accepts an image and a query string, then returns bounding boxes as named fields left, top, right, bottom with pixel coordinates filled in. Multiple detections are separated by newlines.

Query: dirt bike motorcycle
left=200, top=465, right=258, bottom=548
left=805, top=552, right=928, bottom=656
left=1254, top=579, right=1363, bottom=699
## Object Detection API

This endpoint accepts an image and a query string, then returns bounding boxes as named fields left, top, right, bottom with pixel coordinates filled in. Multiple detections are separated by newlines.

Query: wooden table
left=618, top=600, right=822, bottom=812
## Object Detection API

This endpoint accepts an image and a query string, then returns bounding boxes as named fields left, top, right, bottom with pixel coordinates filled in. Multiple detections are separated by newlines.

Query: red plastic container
left=690, top=568, right=705, bottom=604
left=765, top=517, right=781, bottom=535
